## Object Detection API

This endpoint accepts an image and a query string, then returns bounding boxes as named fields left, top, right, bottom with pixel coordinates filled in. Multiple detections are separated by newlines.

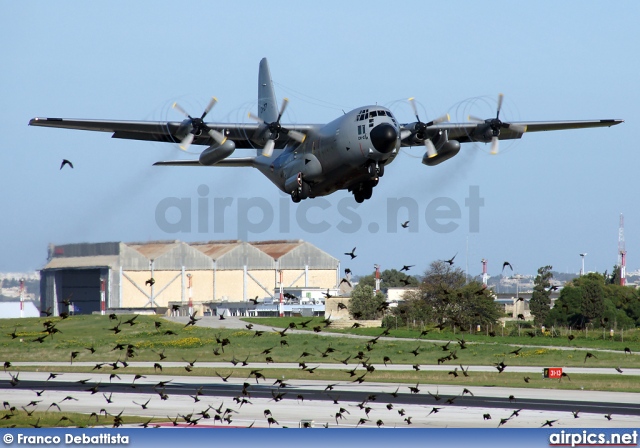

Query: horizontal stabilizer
left=153, top=157, right=256, bottom=167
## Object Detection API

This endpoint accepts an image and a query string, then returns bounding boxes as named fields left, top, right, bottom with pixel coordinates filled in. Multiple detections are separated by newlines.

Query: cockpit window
left=370, top=111, right=378, bottom=117
left=356, top=109, right=370, bottom=121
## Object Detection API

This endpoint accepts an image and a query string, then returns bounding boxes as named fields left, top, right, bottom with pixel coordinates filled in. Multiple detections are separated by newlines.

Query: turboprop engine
left=198, top=139, right=236, bottom=165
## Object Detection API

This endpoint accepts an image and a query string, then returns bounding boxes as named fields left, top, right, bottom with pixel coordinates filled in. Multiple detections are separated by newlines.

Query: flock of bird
left=1, top=302, right=636, bottom=428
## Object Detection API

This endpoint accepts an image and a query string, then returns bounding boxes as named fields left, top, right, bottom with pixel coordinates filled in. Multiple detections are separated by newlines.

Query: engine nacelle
left=198, top=139, right=236, bottom=166
left=422, top=140, right=461, bottom=166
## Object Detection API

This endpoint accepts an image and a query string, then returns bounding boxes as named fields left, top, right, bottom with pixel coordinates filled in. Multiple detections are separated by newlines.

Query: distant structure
left=481, top=259, right=488, bottom=286
left=40, top=240, right=339, bottom=316
left=619, top=213, right=626, bottom=286
left=374, top=264, right=381, bottom=293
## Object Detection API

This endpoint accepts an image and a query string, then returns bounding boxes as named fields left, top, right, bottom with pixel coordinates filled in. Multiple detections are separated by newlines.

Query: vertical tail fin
left=258, top=58, right=278, bottom=124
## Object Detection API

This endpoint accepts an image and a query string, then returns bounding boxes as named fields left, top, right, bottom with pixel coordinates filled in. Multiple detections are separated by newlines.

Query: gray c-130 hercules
left=30, top=58, right=623, bottom=203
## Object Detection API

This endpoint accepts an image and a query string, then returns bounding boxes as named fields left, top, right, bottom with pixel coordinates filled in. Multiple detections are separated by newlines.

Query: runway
left=1, top=371, right=638, bottom=428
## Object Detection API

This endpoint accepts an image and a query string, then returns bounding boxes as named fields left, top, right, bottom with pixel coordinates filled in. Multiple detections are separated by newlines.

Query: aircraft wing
left=28, top=117, right=318, bottom=149
left=402, top=119, right=623, bottom=145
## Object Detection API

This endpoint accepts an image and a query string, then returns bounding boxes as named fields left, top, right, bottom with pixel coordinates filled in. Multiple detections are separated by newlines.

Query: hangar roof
left=42, top=240, right=338, bottom=271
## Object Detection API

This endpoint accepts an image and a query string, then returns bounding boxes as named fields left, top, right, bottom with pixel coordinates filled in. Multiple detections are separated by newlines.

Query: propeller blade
left=425, top=139, right=438, bottom=158
left=426, top=114, right=450, bottom=126
left=277, top=98, right=289, bottom=121
left=468, top=115, right=485, bottom=123
left=201, top=97, right=218, bottom=119
left=248, top=112, right=264, bottom=124
left=172, top=102, right=191, bottom=119
left=262, top=139, right=275, bottom=158
left=286, top=129, right=306, bottom=143
left=208, top=129, right=226, bottom=145
left=179, top=133, right=195, bottom=151
left=408, top=97, right=420, bottom=122
left=496, top=93, right=504, bottom=119
left=490, top=136, right=499, bottom=155
left=507, top=123, right=527, bottom=133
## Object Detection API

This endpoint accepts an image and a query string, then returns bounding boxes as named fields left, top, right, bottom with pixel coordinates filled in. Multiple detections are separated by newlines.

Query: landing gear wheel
left=291, top=190, right=301, bottom=203
left=353, top=190, right=365, bottom=203
left=378, top=163, right=384, bottom=177
left=363, top=184, right=373, bottom=200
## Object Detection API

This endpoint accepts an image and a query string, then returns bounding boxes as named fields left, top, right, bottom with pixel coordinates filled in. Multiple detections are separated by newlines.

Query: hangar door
left=60, top=269, right=101, bottom=315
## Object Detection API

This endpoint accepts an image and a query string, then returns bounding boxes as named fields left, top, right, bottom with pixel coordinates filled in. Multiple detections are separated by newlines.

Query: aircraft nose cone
left=370, top=123, right=398, bottom=153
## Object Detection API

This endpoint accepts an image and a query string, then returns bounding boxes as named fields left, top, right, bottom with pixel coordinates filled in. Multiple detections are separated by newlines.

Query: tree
left=357, top=269, right=419, bottom=290
left=530, top=265, right=553, bottom=326
left=349, top=284, right=387, bottom=320
left=390, top=261, right=500, bottom=330
left=580, top=274, right=605, bottom=325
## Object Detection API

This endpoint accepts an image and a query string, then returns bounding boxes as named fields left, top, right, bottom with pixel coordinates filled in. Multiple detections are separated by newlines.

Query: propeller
left=468, top=93, right=527, bottom=155
left=408, top=97, right=449, bottom=159
left=172, top=97, right=226, bottom=151
left=248, top=98, right=306, bottom=157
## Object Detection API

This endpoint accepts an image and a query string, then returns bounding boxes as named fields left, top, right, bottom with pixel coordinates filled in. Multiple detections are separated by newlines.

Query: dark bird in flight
left=123, top=315, right=138, bottom=326
left=483, top=413, right=492, bottom=420
left=572, top=410, right=580, bottom=418
left=344, top=247, right=357, bottom=259
left=249, top=296, right=260, bottom=305
left=509, top=347, right=523, bottom=356
left=568, top=334, right=575, bottom=341
left=444, top=253, right=457, bottom=265
left=615, top=366, right=623, bottom=373
left=624, top=347, right=632, bottom=355
left=145, top=277, right=155, bottom=286
left=60, top=159, right=73, bottom=169
left=502, top=261, right=513, bottom=272
left=604, top=414, right=612, bottom=421
left=428, top=407, right=442, bottom=416
left=400, top=265, right=414, bottom=272
left=584, top=352, right=597, bottom=362
left=542, top=419, right=558, bottom=427
left=523, top=376, right=531, bottom=383
left=401, top=221, right=410, bottom=228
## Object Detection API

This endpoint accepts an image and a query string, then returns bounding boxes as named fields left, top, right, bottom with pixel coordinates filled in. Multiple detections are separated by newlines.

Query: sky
left=2, top=1, right=639, bottom=279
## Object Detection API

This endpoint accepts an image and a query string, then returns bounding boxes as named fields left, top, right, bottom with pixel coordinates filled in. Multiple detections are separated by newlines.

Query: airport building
left=40, top=240, right=340, bottom=316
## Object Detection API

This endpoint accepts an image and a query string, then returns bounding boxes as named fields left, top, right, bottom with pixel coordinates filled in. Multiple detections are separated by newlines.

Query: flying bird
left=444, top=253, right=457, bottom=265
left=60, top=159, right=73, bottom=169
left=401, top=221, right=410, bottom=228
left=502, top=261, right=513, bottom=272
left=344, top=247, right=357, bottom=259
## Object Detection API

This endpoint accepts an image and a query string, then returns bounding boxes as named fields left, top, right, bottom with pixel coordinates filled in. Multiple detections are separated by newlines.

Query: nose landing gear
left=290, top=175, right=311, bottom=203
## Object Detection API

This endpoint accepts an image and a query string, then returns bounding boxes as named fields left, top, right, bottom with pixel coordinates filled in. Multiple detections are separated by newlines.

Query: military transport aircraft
left=30, top=58, right=622, bottom=203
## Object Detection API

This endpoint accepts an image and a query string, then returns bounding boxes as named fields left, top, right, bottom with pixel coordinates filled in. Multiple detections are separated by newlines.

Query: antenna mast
left=619, top=213, right=626, bottom=286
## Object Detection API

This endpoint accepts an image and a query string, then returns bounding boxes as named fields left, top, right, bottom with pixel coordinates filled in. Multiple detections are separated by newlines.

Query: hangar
left=40, top=240, right=340, bottom=316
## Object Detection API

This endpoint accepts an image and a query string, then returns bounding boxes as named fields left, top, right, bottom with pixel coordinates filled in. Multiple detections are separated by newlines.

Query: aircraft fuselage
left=255, top=105, right=401, bottom=202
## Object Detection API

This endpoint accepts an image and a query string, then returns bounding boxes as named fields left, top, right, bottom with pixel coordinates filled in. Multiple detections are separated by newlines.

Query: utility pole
left=19, top=278, right=25, bottom=318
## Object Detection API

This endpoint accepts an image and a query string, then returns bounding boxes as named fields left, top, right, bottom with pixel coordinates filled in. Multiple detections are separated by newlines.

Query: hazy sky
left=2, top=1, right=638, bottom=279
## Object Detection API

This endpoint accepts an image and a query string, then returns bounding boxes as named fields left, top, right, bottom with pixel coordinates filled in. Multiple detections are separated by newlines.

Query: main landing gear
left=350, top=161, right=384, bottom=203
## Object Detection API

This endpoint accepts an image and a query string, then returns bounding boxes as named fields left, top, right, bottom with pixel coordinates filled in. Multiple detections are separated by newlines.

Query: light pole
left=580, top=253, right=587, bottom=276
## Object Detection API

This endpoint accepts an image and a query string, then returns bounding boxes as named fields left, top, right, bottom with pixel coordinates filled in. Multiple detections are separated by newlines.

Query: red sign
left=544, top=367, right=563, bottom=378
